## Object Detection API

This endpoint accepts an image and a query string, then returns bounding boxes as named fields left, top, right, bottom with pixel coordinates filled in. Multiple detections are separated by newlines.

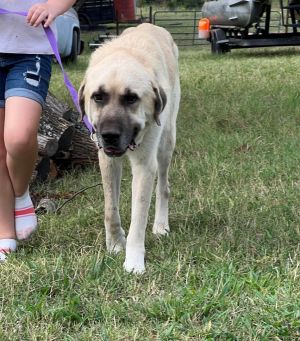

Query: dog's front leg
left=124, top=158, right=157, bottom=273
left=99, top=151, right=126, bottom=253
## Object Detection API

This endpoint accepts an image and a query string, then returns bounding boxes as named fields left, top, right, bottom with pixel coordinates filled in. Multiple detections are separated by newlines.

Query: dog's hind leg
left=153, top=128, right=176, bottom=236
left=99, top=151, right=126, bottom=253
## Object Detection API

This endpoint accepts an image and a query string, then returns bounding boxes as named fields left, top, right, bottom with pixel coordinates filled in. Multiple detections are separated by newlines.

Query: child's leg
left=5, top=97, right=41, bottom=195
left=0, top=107, right=17, bottom=260
left=0, top=108, right=16, bottom=240
left=2, top=54, right=52, bottom=242
left=4, top=97, right=41, bottom=240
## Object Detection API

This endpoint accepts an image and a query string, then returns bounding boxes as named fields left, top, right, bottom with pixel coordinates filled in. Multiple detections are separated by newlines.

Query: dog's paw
left=124, top=247, right=145, bottom=274
left=124, top=259, right=145, bottom=274
left=153, top=222, right=170, bottom=236
left=106, top=230, right=126, bottom=254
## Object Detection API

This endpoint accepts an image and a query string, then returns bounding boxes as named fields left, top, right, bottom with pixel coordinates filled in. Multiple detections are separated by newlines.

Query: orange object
left=114, top=0, right=136, bottom=21
left=198, top=18, right=210, bottom=39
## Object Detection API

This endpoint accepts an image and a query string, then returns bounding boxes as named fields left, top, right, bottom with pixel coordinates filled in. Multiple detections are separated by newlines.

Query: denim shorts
left=0, top=54, right=52, bottom=108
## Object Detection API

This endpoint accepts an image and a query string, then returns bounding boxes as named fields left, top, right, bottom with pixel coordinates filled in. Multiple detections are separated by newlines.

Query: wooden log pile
left=32, top=92, right=99, bottom=183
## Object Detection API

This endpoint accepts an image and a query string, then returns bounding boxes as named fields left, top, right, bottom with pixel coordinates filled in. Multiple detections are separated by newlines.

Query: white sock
left=0, top=239, right=17, bottom=262
left=15, top=188, right=37, bottom=240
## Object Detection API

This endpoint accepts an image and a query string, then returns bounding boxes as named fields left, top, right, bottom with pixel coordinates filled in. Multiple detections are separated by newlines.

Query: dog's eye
left=93, top=93, right=107, bottom=103
left=124, top=94, right=139, bottom=105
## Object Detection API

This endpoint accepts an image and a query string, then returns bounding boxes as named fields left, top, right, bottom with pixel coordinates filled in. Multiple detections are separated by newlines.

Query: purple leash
left=0, top=8, right=94, bottom=134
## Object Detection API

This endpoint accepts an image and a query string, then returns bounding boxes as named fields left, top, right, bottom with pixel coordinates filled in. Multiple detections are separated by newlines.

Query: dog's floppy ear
left=153, top=86, right=167, bottom=126
left=78, top=82, right=86, bottom=121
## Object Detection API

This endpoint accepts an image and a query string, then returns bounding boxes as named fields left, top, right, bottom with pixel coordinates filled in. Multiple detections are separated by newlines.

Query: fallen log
left=70, top=125, right=99, bottom=167
left=37, top=134, right=59, bottom=157
left=32, top=156, right=50, bottom=183
left=46, top=92, right=80, bottom=123
left=39, top=106, right=75, bottom=151
left=33, top=92, right=99, bottom=183
left=45, top=92, right=71, bottom=119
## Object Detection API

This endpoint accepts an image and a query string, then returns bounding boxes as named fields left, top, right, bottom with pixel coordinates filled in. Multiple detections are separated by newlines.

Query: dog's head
left=79, top=53, right=166, bottom=157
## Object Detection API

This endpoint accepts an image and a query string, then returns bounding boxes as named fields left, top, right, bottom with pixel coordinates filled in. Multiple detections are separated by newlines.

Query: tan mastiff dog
left=79, top=23, right=180, bottom=273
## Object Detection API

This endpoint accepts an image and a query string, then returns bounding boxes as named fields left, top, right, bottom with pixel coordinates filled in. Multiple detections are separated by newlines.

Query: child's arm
left=27, top=0, right=77, bottom=28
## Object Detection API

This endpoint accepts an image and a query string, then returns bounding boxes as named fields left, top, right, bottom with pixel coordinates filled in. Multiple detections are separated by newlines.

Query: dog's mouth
left=102, top=139, right=137, bottom=157
left=103, top=147, right=126, bottom=157
left=91, top=125, right=140, bottom=157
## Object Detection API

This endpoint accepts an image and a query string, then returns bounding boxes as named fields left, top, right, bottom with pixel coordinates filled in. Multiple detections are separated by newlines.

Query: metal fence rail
left=261, top=10, right=282, bottom=32
left=152, top=10, right=208, bottom=46
left=152, top=9, right=283, bottom=47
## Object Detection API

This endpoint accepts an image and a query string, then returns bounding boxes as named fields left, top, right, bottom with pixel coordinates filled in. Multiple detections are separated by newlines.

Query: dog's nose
left=101, top=131, right=121, bottom=145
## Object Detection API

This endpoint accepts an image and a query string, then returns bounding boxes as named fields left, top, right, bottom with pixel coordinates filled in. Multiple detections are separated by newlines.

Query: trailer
left=198, top=0, right=300, bottom=53
left=75, top=0, right=137, bottom=30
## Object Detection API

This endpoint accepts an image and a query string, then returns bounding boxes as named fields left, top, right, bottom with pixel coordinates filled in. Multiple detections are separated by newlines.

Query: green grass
left=1, top=40, right=300, bottom=340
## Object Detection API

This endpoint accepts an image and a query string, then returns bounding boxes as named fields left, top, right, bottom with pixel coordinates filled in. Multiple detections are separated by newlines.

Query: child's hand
left=27, top=3, right=58, bottom=28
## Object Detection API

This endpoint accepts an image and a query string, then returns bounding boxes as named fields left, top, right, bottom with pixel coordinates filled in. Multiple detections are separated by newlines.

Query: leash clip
left=90, top=133, right=102, bottom=150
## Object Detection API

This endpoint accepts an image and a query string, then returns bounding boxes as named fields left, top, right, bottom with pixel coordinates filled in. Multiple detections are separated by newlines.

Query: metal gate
left=152, top=10, right=207, bottom=46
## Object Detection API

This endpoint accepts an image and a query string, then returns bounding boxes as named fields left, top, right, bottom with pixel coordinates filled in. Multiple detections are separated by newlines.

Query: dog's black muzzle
left=101, top=129, right=126, bottom=157
left=96, top=120, right=140, bottom=157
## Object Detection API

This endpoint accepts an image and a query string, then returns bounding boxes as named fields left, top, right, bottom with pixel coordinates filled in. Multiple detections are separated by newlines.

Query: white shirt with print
left=0, top=0, right=57, bottom=54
